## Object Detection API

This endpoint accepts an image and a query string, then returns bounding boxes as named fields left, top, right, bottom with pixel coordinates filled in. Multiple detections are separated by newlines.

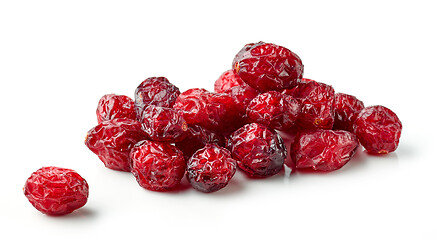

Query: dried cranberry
left=175, top=125, right=225, bottom=159
left=130, top=140, right=186, bottom=191
left=214, top=69, right=246, bottom=93
left=85, top=118, right=146, bottom=171
left=96, top=94, right=136, bottom=124
left=291, top=129, right=359, bottom=171
left=173, top=88, right=210, bottom=125
left=138, top=105, right=188, bottom=142
left=134, top=77, right=180, bottom=117
left=225, top=84, right=259, bottom=124
left=232, top=42, right=304, bottom=92
left=187, top=144, right=237, bottom=193
left=24, top=167, right=89, bottom=215
left=228, top=123, right=286, bottom=177
left=353, top=105, right=402, bottom=154
left=284, top=80, right=335, bottom=129
left=333, top=93, right=365, bottom=132
left=246, top=91, right=300, bottom=131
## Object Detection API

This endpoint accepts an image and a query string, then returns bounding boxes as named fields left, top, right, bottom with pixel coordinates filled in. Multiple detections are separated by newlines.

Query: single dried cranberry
left=232, top=42, right=304, bottom=92
left=85, top=118, right=146, bottom=171
left=173, top=88, right=240, bottom=133
left=24, top=167, right=89, bottom=215
left=353, top=105, right=402, bottom=154
left=333, top=93, right=365, bottom=132
left=134, top=77, right=180, bottom=117
left=291, top=129, right=359, bottom=171
left=187, top=144, right=237, bottom=193
left=225, top=84, right=259, bottom=125
left=284, top=80, right=335, bottom=129
left=214, top=69, right=246, bottom=93
left=246, top=91, right=300, bottom=131
left=130, top=140, right=186, bottom=191
left=138, top=105, right=188, bottom=142
left=96, top=94, right=136, bottom=124
left=175, top=125, right=225, bottom=159
left=228, top=123, right=286, bottom=177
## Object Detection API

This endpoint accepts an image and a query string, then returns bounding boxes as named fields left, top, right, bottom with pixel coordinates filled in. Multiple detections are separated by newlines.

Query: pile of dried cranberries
left=24, top=41, right=402, bottom=215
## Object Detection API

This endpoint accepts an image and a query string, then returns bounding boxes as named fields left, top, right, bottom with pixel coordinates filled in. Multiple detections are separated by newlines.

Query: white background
left=1, top=1, right=436, bottom=239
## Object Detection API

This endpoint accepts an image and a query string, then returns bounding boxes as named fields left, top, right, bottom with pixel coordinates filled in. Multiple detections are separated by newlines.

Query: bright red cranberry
left=187, top=144, right=237, bottom=193
left=175, top=125, right=225, bottom=159
left=138, top=105, right=188, bottom=142
left=134, top=77, right=180, bottom=117
left=130, top=140, right=186, bottom=191
left=333, top=93, right=365, bottom=132
left=353, top=105, right=402, bottom=154
left=214, top=69, right=246, bottom=93
left=232, top=42, right=304, bottom=92
left=24, top=167, right=89, bottom=215
left=247, top=91, right=300, bottom=131
left=85, top=118, right=146, bottom=171
left=228, top=123, right=286, bottom=177
left=96, top=94, right=136, bottom=124
left=291, top=129, right=359, bottom=171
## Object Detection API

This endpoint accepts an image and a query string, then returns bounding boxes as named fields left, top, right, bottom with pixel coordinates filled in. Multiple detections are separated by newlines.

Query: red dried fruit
left=138, top=105, right=188, bottom=142
left=175, top=125, right=225, bottom=159
left=173, top=88, right=239, bottom=133
left=291, top=129, right=359, bottom=171
left=214, top=69, right=246, bottom=93
left=232, top=42, right=304, bottom=92
left=246, top=91, right=300, bottom=131
left=353, top=105, right=402, bottom=154
left=225, top=84, right=259, bottom=125
left=96, top=94, right=136, bottom=124
left=85, top=118, right=146, bottom=171
left=284, top=80, right=335, bottom=129
left=134, top=77, right=180, bottom=117
left=187, top=144, right=237, bottom=193
left=228, top=123, right=286, bottom=177
left=23, top=167, right=89, bottom=215
left=333, top=93, right=365, bottom=132
left=130, top=140, right=186, bottom=191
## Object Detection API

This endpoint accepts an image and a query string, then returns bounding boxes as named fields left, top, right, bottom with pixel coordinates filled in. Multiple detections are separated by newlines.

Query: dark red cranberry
left=85, top=118, right=146, bottom=171
left=284, top=80, right=335, bottom=129
left=214, top=69, right=246, bottom=93
left=130, top=140, right=186, bottom=191
left=24, top=167, right=89, bottom=215
left=175, top=125, right=225, bottom=159
left=138, top=105, right=188, bottom=142
left=187, top=144, right=237, bottom=193
left=333, top=93, right=365, bottom=132
left=224, top=84, right=259, bottom=127
left=246, top=91, right=300, bottom=131
left=228, top=123, right=286, bottom=177
left=353, top=105, right=402, bottom=154
left=134, top=77, right=180, bottom=117
left=291, top=129, right=359, bottom=171
left=96, top=94, right=136, bottom=124
left=232, top=42, right=304, bottom=92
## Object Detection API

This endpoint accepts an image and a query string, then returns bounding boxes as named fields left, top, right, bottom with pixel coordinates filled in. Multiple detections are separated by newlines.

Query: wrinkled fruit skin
left=291, top=130, right=359, bottom=171
left=139, top=105, right=188, bottom=142
left=232, top=42, right=304, bottom=92
left=187, top=144, right=237, bottom=193
left=130, top=140, right=186, bottom=191
left=173, top=88, right=240, bottom=133
left=247, top=91, right=300, bottom=131
left=284, top=80, right=335, bottom=129
left=24, top=167, right=89, bottom=215
left=97, top=94, right=136, bottom=124
left=228, top=123, right=286, bottom=177
left=353, top=105, right=402, bottom=154
left=225, top=84, right=259, bottom=126
left=134, top=77, right=180, bottom=117
left=85, top=118, right=146, bottom=171
left=175, top=125, right=225, bottom=159
left=214, top=69, right=246, bottom=93
left=333, top=93, right=365, bottom=132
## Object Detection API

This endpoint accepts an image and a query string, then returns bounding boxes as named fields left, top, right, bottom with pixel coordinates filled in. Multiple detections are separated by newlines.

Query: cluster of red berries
left=23, top=41, right=402, bottom=215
